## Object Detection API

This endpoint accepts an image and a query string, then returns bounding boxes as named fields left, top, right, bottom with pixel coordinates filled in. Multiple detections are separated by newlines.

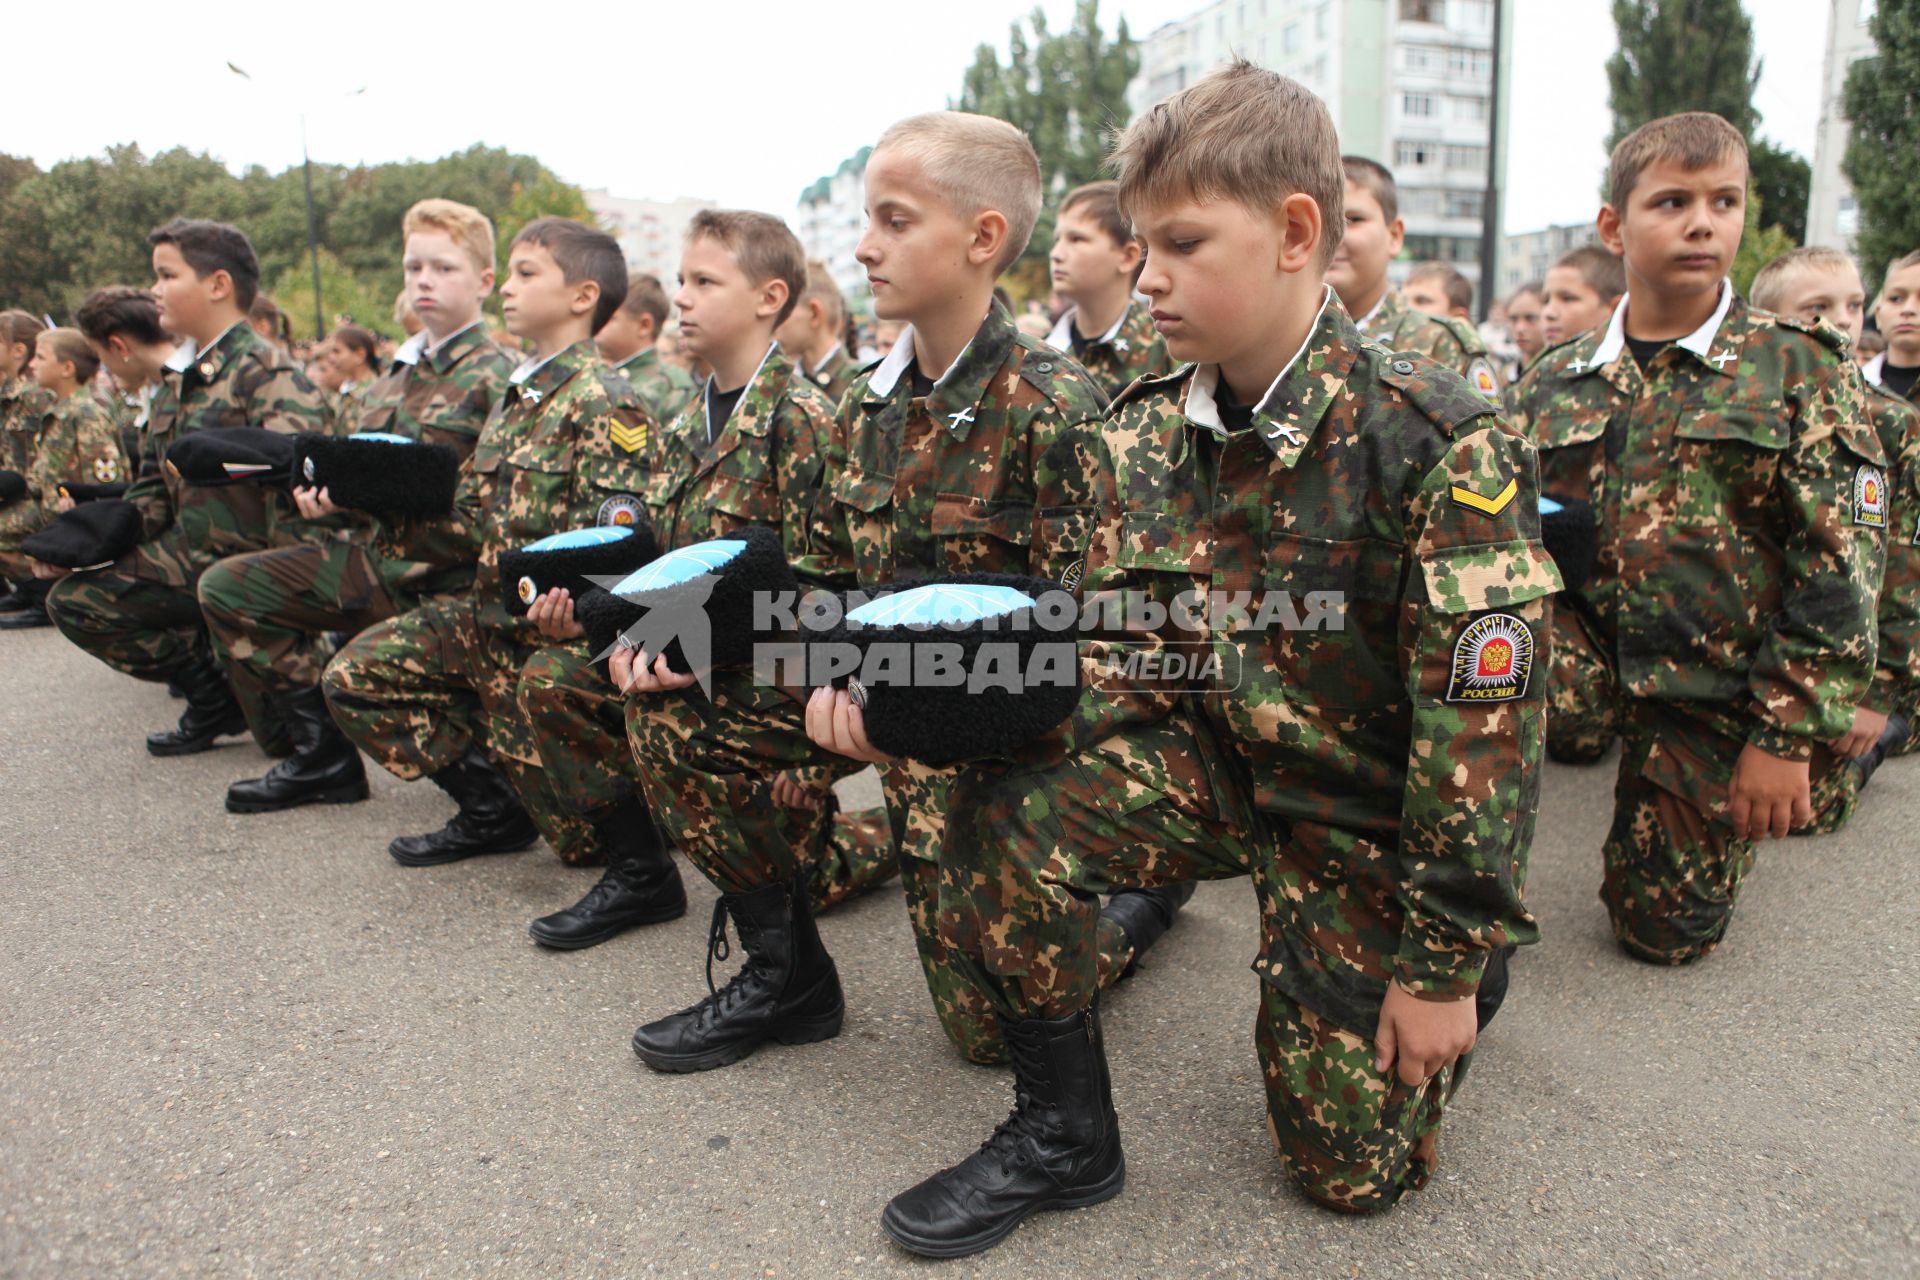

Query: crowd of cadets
left=0, top=58, right=1914, bottom=1259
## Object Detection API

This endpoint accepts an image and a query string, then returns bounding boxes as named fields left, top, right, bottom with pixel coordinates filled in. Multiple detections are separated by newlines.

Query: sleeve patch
left=1854, top=464, right=1888, bottom=529
left=1446, top=612, right=1533, bottom=702
left=1450, top=476, right=1518, bottom=517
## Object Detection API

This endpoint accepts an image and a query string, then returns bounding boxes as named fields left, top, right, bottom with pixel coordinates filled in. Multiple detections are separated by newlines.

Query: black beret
left=0, top=469, right=25, bottom=506
left=807, top=573, right=1081, bottom=766
left=1540, top=494, right=1596, bottom=594
left=165, top=427, right=296, bottom=486
left=576, top=526, right=796, bottom=676
left=57, top=482, right=129, bottom=503
left=291, top=431, right=462, bottom=517
left=21, top=500, right=144, bottom=570
left=497, top=524, right=661, bottom=617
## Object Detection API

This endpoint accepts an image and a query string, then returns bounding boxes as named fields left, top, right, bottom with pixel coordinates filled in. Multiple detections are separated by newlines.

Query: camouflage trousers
left=198, top=542, right=407, bottom=736
left=937, top=720, right=1467, bottom=1213
left=621, top=669, right=1135, bottom=1066
left=322, top=597, right=637, bottom=865
left=1546, top=601, right=1619, bottom=765
left=1601, top=700, right=1768, bottom=964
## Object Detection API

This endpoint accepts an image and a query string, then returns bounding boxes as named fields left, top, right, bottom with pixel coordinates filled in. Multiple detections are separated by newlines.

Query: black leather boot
left=1854, top=712, right=1912, bottom=792
left=882, top=1004, right=1127, bottom=1258
left=387, top=747, right=541, bottom=867
left=0, top=578, right=51, bottom=628
left=1100, top=881, right=1197, bottom=978
left=1475, top=943, right=1517, bottom=1030
left=224, top=685, right=370, bottom=813
left=630, top=872, right=843, bottom=1072
left=146, top=653, right=250, bottom=756
left=527, top=799, right=686, bottom=949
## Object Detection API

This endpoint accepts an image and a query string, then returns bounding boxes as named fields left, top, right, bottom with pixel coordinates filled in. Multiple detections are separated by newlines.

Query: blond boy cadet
left=1509, top=114, right=1884, bottom=965
left=322, top=220, right=681, bottom=928
left=1750, top=246, right=1920, bottom=821
left=595, top=270, right=697, bottom=423
left=1505, top=281, right=1546, bottom=379
left=197, top=199, right=516, bottom=815
left=0, top=330, right=125, bottom=629
left=1326, top=157, right=1501, bottom=405
left=74, top=287, right=175, bottom=484
left=774, top=258, right=862, bottom=403
left=1540, top=245, right=1626, bottom=347
left=831, top=64, right=1552, bottom=1256
left=1402, top=261, right=1473, bottom=321
left=623, top=115, right=1188, bottom=1075
left=1044, top=180, right=1172, bottom=399
left=45, top=220, right=331, bottom=756
left=516, top=211, right=892, bottom=950
left=1864, top=249, right=1920, bottom=404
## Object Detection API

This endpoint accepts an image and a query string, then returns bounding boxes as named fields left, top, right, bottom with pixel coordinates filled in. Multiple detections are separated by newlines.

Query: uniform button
left=1392, top=359, right=1415, bottom=374
left=1036, top=361, right=1053, bottom=372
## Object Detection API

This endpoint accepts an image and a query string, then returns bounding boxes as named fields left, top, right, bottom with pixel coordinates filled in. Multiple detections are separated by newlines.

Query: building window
left=1860, top=0, right=1877, bottom=22
left=1400, top=0, right=1442, bottom=21
left=1446, top=144, right=1488, bottom=169
left=1397, top=141, right=1436, bottom=168
left=1403, top=44, right=1438, bottom=71
left=1454, top=96, right=1488, bottom=122
left=1446, top=191, right=1485, bottom=218
left=1402, top=93, right=1439, bottom=118
left=1451, top=0, right=1492, bottom=30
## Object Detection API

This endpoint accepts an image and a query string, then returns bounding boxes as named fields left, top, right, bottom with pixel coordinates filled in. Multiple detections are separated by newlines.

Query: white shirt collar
left=510, top=349, right=564, bottom=385
left=396, top=319, right=482, bottom=366
left=866, top=313, right=987, bottom=398
left=1044, top=304, right=1131, bottom=354
left=1358, top=290, right=1389, bottom=332
left=810, top=343, right=844, bottom=376
left=1185, top=286, right=1334, bottom=435
left=166, top=322, right=243, bottom=372
left=1591, top=278, right=1734, bottom=367
left=1862, top=352, right=1885, bottom=387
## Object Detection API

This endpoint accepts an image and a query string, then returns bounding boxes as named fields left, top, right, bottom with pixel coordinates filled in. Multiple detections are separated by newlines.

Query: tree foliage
left=953, top=0, right=1138, bottom=291
left=1842, top=0, right=1920, bottom=281
left=0, top=144, right=591, bottom=338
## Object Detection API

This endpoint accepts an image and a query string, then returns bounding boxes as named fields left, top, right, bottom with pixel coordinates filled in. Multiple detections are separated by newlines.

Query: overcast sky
left=10, top=0, right=1823, bottom=237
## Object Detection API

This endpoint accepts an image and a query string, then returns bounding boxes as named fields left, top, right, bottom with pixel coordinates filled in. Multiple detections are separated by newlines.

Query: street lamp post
left=1478, top=0, right=1505, bottom=324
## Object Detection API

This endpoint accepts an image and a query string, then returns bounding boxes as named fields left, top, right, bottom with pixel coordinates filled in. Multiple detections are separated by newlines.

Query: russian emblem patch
left=597, top=493, right=645, bottom=528
left=1854, top=464, right=1887, bottom=529
left=1468, top=358, right=1502, bottom=405
left=1446, top=612, right=1533, bottom=703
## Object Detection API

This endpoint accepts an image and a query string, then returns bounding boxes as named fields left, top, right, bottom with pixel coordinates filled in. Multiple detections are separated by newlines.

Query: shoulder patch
left=1773, top=312, right=1851, bottom=356
left=1017, top=347, right=1105, bottom=414
left=1377, top=352, right=1500, bottom=436
left=1108, top=364, right=1192, bottom=416
left=1446, top=612, right=1534, bottom=702
left=1434, top=313, right=1488, bottom=358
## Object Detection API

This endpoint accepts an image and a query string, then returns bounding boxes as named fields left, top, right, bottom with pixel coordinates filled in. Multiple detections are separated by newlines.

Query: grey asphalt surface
left=2, top=626, right=1917, bottom=1279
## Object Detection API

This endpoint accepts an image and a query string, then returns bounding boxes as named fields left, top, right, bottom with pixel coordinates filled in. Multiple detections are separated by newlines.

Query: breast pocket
left=1263, top=534, right=1406, bottom=710
left=580, top=452, right=650, bottom=532
left=1671, top=409, right=1790, bottom=529
left=827, top=466, right=897, bottom=583
left=931, top=493, right=1033, bottom=575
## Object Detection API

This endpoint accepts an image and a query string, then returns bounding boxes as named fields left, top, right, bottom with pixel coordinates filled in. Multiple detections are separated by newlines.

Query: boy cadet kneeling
left=804, top=63, right=1556, bottom=1256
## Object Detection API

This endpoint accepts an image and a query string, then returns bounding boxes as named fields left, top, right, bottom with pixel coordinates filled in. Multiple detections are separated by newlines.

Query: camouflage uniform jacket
left=798, top=344, right=862, bottom=409
left=0, top=390, right=124, bottom=541
left=793, top=301, right=1107, bottom=595
left=130, top=323, right=333, bottom=586
left=1070, top=289, right=1557, bottom=1014
left=1045, top=300, right=1176, bottom=403
left=644, top=345, right=836, bottom=562
left=1865, top=382, right=1920, bottom=721
left=1359, top=289, right=1502, bottom=406
left=1508, top=287, right=1885, bottom=758
left=613, top=346, right=698, bottom=427
left=1, top=374, right=53, bottom=472
left=384, top=340, right=655, bottom=632
left=347, top=322, right=517, bottom=594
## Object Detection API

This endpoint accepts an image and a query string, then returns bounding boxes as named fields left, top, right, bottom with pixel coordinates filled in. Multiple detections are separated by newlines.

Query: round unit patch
left=1854, top=464, right=1887, bottom=529
left=1446, top=612, right=1533, bottom=703
left=1467, top=358, right=1502, bottom=405
left=516, top=575, right=539, bottom=605
left=597, top=493, right=645, bottom=528
left=93, top=455, right=119, bottom=483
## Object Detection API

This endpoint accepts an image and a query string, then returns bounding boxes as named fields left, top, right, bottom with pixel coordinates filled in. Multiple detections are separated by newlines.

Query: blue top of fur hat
left=612, top=538, right=746, bottom=594
left=522, top=526, right=636, bottom=552
left=347, top=432, right=416, bottom=445
left=848, top=582, right=1038, bottom=628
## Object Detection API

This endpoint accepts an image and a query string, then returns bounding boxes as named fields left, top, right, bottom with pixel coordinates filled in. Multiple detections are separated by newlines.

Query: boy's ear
left=205, top=268, right=235, bottom=305
left=108, top=335, right=131, bottom=360
left=1386, top=217, right=1406, bottom=258
left=1116, top=236, right=1143, bottom=276
left=478, top=267, right=496, bottom=295
left=1596, top=205, right=1626, bottom=257
left=968, top=210, right=1011, bottom=269
left=570, top=278, right=601, bottom=319
left=1277, top=193, right=1323, bottom=274
left=757, top=278, right=790, bottom=322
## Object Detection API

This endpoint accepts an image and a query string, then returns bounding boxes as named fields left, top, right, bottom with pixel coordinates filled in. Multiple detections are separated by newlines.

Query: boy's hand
left=1374, top=981, right=1476, bottom=1087
left=772, top=770, right=827, bottom=811
left=805, top=685, right=896, bottom=764
left=527, top=587, right=584, bottom=641
left=1728, top=743, right=1811, bottom=840
left=29, top=558, right=70, bottom=580
left=54, top=494, right=75, bottom=514
left=608, top=644, right=698, bottom=696
left=1829, top=705, right=1889, bottom=760
left=292, top=485, right=343, bottom=519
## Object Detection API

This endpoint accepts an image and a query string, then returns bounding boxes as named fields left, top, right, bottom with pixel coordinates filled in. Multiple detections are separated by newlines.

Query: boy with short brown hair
left=1403, top=261, right=1473, bottom=320
left=1541, top=244, right=1626, bottom=347
left=1044, top=180, right=1171, bottom=399
left=596, top=270, right=696, bottom=423
left=774, top=258, right=861, bottom=404
left=1510, top=113, right=1885, bottom=962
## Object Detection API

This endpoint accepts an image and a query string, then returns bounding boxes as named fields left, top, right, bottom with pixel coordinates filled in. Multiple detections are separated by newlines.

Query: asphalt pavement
left=2, top=627, right=1916, bottom=1278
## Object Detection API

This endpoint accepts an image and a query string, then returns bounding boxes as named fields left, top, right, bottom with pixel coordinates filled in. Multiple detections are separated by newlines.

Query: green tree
left=1843, top=0, right=1920, bottom=280
left=1749, top=138, right=1809, bottom=245
left=953, top=0, right=1138, bottom=290
left=1731, top=188, right=1795, bottom=296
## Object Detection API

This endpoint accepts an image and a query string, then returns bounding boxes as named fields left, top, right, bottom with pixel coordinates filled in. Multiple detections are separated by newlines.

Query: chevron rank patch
left=1854, top=464, right=1887, bottom=529
left=1446, top=612, right=1532, bottom=703
left=1450, top=476, right=1518, bottom=518
left=610, top=420, right=648, bottom=455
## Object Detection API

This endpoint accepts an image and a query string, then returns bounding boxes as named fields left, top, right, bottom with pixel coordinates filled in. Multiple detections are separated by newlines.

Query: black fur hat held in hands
left=498, top=524, right=661, bottom=618
left=577, top=526, right=796, bottom=676
left=809, top=573, right=1082, bottom=767
left=0, top=469, right=26, bottom=506
left=1540, top=494, right=1597, bottom=594
left=165, top=427, right=296, bottom=486
left=58, top=481, right=130, bottom=503
left=291, top=431, right=462, bottom=517
left=21, top=500, right=144, bottom=570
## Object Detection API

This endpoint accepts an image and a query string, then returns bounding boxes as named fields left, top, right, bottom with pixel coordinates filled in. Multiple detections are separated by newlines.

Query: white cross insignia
left=1112, top=338, right=1130, bottom=354
left=1710, top=351, right=1736, bottom=369
left=1267, top=423, right=1305, bottom=446
left=947, top=406, right=975, bottom=430
left=1566, top=357, right=1589, bottom=374
left=521, top=386, right=542, bottom=406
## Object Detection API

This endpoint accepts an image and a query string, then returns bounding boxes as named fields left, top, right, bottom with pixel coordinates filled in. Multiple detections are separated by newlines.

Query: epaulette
left=1773, top=312, right=1851, bottom=357
left=1015, top=345, right=1103, bottom=413
left=1428, top=311, right=1488, bottom=358
left=1376, top=350, right=1499, bottom=436
left=1107, top=363, right=1191, bottom=416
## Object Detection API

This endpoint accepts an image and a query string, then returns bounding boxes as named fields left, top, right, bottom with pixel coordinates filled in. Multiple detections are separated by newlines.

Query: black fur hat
left=21, top=500, right=144, bottom=570
left=576, top=526, right=797, bottom=676
left=0, top=469, right=25, bottom=506
left=808, top=572, right=1082, bottom=766
left=165, top=427, right=296, bottom=486
left=291, top=431, right=461, bottom=517
left=1541, top=494, right=1597, bottom=594
left=56, top=481, right=129, bottom=503
left=497, top=524, right=661, bottom=617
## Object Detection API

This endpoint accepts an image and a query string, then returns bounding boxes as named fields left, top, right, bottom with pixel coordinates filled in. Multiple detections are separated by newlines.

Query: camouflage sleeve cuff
left=1392, top=948, right=1487, bottom=1002
left=1745, top=720, right=1815, bottom=762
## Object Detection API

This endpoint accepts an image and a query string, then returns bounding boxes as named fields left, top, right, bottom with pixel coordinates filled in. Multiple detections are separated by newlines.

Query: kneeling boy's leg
left=1546, top=603, right=1619, bottom=765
